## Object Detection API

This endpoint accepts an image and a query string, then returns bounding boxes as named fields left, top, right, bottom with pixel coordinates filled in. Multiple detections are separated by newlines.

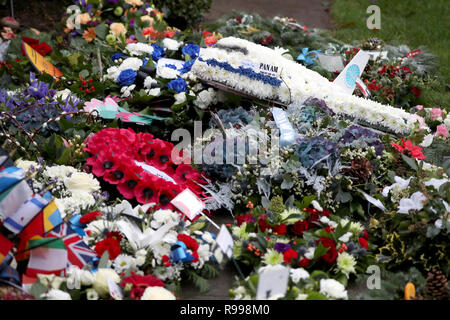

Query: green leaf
left=67, top=53, right=81, bottom=67
left=98, top=250, right=110, bottom=268
left=310, top=270, right=328, bottom=280
left=306, top=292, right=328, bottom=300
left=426, top=225, right=440, bottom=238
left=29, top=281, right=47, bottom=299
left=313, top=242, right=330, bottom=259
left=401, top=154, right=418, bottom=171
left=56, top=147, right=71, bottom=165
left=94, top=24, right=108, bottom=40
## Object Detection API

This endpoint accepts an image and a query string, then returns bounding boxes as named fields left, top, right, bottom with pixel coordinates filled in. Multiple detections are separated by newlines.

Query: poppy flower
left=134, top=175, right=160, bottom=204
left=117, top=165, right=145, bottom=199
left=87, top=151, right=119, bottom=177
left=103, top=157, right=132, bottom=185
left=156, top=183, right=181, bottom=209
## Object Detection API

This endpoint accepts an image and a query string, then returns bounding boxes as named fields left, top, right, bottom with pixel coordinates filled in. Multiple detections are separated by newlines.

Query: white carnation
left=319, top=279, right=348, bottom=300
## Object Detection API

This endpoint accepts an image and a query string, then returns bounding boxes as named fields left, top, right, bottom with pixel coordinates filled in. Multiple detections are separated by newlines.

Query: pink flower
left=410, top=114, right=426, bottom=131
left=415, top=105, right=423, bottom=110
left=435, top=125, right=448, bottom=138
left=431, top=108, right=443, bottom=120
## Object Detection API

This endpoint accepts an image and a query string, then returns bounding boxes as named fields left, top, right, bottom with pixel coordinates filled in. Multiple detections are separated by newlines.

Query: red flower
left=236, top=17, right=242, bottom=24
left=359, top=237, right=369, bottom=250
left=361, top=230, right=369, bottom=240
left=86, top=151, right=119, bottom=177
left=258, top=216, right=272, bottom=232
left=163, top=30, right=175, bottom=38
left=236, top=214, right=253, bottom=226
left=204, top=35, right=217, bottom=47
left=134, top=175, right=160, bottom=204
left=306, top=207, right=331, bottom=224
left=391, top=138, right=426, bottom=159
left=120, top=274, right=164, bottom=300
left=79, top=211, right=102, bottom=224
left=283, top=249, right=298, bottom=264
left=177, top=233, right=199, bottom=251
left=261, top=34, right=274, bottom=46
left=298, top=257, right=310, bottom=268
left=291, top=220, right=308, bottom=236
left=21, top=36, right=52, bottom=57
left=272, top=224, right=287, bottom=235
left=106, top=231, right=123, bottom=242
left=319, top=237, right=338, bottom=264
left=324, top=226, right=334, bottom=233
left=367, top=83, right=380, bottom=91
left=94, top=237, right=121, bottom=260
left=411, top=87, right=421, bottom=97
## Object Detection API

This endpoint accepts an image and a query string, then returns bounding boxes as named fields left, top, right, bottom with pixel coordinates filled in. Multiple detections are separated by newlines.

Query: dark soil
left=0, top=0, right=70, bottom=33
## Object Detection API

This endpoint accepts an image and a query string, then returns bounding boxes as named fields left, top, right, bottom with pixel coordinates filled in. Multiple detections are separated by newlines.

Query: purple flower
left=274, top=242, right=291, bottom=253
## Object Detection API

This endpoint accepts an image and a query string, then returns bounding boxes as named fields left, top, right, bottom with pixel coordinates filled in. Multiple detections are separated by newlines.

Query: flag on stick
left=26, top=237, right=67, bottom=277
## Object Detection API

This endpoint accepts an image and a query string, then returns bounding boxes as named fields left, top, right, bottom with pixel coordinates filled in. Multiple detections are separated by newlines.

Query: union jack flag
left=47, top=223, right=96, bottom=268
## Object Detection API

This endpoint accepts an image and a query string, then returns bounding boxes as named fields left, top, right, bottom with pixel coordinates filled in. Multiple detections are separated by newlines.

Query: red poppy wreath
left=84, top=128, right=209, bottom=212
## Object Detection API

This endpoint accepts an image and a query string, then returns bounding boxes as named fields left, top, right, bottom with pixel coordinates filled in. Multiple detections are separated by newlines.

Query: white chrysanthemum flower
left=336, top=252, right=356, bottom=278
left=319, top=278, right=348, bottom=300
left=290, top=268, right=310, bottom=284
left=162, top=38, right=181, bottom=51
left=113, top=254, right=136, bottom=273
left=262, top=249, right=284, bottom=265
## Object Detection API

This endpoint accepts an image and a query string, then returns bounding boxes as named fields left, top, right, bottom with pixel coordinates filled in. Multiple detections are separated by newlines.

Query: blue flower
left=182, top=43, right=200, bottom=59
left=151, top=44, right=165, bottom=61
left=110, top=53, right=125, bottom=62
left=168, top=77, right=187, bottom=93
left=117, top=69, right=137, bottom=86
left=165, top=64, right=177, bottom=70
left=179, top=60, right=195, bottom=74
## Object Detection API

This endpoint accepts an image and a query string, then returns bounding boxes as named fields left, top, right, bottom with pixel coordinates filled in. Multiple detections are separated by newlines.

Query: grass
left=330, top=0, right=450, bottom=110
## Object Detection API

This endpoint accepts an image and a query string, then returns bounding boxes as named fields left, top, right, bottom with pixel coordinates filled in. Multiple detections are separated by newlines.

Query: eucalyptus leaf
left=98, top=250, right=110, bottom=268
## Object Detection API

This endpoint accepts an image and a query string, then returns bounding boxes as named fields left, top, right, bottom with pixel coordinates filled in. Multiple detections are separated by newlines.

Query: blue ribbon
left=297, top=48, right=322, bottom=66
left=69, top=214, right=86, bottom=237
left=170, top=241, right=195, bottom=263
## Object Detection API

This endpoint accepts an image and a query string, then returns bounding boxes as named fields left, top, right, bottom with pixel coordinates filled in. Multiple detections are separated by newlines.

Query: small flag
left=0, top=166, right=24, bottom=194
left=16, top=200, right=63, bottom=261
left=0, top=179, right=33, bottom=220
left=26, top=237, right=67, bottom=277
left=0, top=233, right=14, bottom=265
left=3, top=192, right=52, bottom=234
left=355, top=77, right=371, bottom=97
left=48, top=223, right=96, bottom=268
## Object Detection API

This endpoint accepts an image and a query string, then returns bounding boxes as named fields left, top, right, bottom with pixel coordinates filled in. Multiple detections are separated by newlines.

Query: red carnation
left=261, top=34, right=274, bottom=46
left=359, top=237, right=369, bottom=250
left=324, top=226, right=334, bottom=233
left=319, top=237, right=338, bottom=264
left=120, top=274, right=164, bottom=300
left=94, top=237, right=122, bottom=260
left=177, top=234, right=199, bottom=251
left=298, top=257, right=310, bottom=268
left=236, top=214, right=253, bottom=226
left=291, top=220, right=308, bottom=236
left=283, top=249, right=298, bottom=264
left=79, top=211, right=102, bottom=224
left=272, top=224, right=287, bottom=235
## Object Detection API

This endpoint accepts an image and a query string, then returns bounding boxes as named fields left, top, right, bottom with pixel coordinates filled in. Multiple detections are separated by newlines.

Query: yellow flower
left=109, top=23, right=127, bottom=38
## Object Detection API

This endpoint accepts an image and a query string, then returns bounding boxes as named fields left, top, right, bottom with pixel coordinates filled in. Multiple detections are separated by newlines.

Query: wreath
left=84, top=128, right=208, bottom=212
